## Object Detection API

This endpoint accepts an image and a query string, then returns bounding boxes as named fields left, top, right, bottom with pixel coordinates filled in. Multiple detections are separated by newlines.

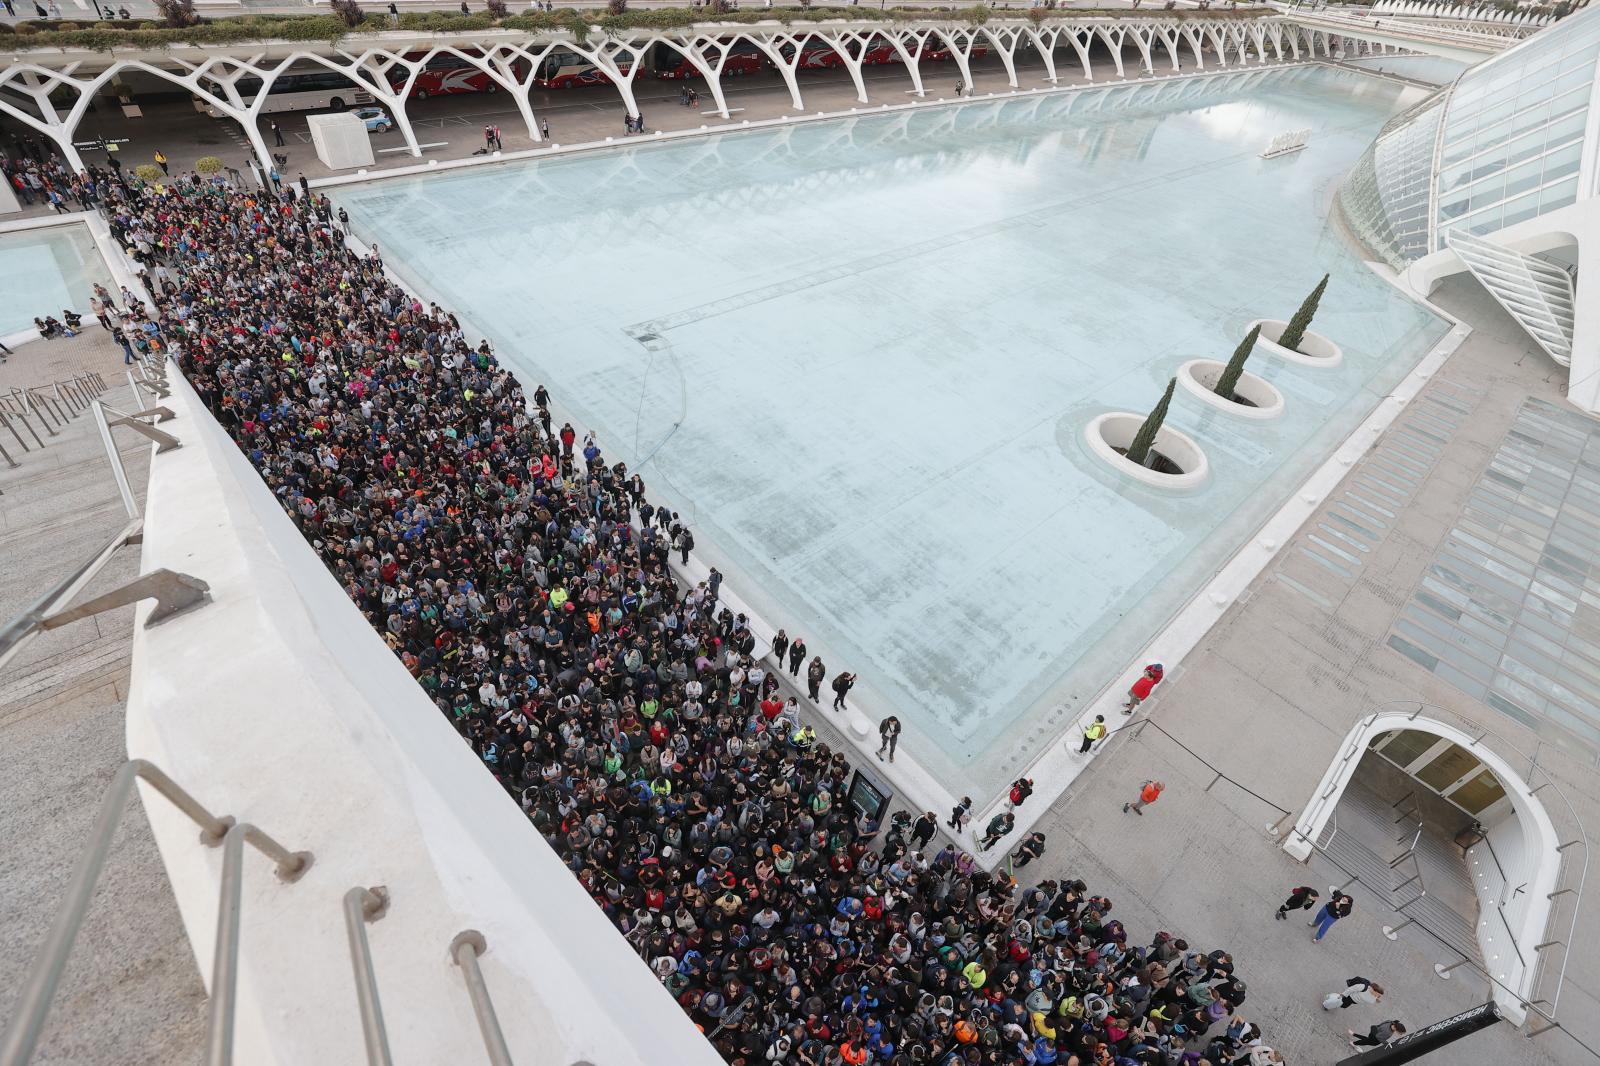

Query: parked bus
left=780, top=35, right=902, bottom=71
left=649, top=39, right=768, bottom=79
left=533, top=49, right=639, bottom=89
left=200, top=70, right=374, bottom=117
left=389, top=51, right=528, bottom=98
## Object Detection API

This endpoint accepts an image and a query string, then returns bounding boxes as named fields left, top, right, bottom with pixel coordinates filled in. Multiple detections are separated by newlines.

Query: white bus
left=201, top=70, right=374, bottom=117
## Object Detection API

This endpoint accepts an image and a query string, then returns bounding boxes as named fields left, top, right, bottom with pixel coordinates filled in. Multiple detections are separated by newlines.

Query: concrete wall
left=125, top=370, right=723, bottom=1066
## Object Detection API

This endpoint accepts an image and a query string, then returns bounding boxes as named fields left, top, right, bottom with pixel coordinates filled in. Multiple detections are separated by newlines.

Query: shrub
left=153, top=0, right=198, bottom=28
left=606, top=0, right=626, bottom=12
left=1125, top=378, right=1175, bottom=468
left=1213, top=323, right=1260, bottom=403
left=330, top=0, right=364, bottom=27
left=485, top=0, right=508, bottom=16
left=134, top=163, right=163, bottom=182
left=1276, top=273, right=1328, bottom=353
left=195, top=155, right=225, bottom=174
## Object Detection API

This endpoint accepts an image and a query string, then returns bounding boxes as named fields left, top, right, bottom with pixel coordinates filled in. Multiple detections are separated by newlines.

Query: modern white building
left=1341, top=4, right=1599, bottom=405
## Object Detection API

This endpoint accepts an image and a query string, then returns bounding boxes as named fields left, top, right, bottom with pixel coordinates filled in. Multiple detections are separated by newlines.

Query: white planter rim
left=1248, top=318, right=1343, bottom=368
left=1084, top=412, right=1210, bottom=491
left=1177, top=359, right=1286, bottom=421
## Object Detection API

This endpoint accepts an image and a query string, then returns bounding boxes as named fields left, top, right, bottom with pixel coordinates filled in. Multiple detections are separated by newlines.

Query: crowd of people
left=86, top=165, right=1294, bottom=1066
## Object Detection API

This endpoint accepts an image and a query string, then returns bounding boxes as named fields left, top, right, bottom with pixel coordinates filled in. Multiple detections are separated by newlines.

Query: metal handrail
left=0, top=397, right=204, bottom=675
left=207, top=824, right=314, bottom=1066
left=0, top=761, right=309, bottom=1066
left=344, top=887, right=394, bottom=1066
left=450, top=930, right=514, bottom=1066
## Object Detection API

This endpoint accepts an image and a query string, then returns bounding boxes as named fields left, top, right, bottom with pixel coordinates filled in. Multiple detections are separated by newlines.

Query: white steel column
left=887, top=27, right=932, bottom=96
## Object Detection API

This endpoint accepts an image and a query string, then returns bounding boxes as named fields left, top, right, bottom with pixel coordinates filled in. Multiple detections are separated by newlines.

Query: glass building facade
left=1340, top=5, right=1600, bottom=268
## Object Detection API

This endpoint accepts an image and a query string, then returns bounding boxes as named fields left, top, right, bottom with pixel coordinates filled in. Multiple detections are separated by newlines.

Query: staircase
left=1446, top=229, right=1576, bottom=368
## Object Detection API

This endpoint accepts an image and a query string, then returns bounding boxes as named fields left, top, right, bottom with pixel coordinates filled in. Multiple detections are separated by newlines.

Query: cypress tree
left=1214, top=323, right=1262, bottom=403
left=1125, top=377, right=1176, bottom=468
left=1277, top=273, right=1328, bottom=353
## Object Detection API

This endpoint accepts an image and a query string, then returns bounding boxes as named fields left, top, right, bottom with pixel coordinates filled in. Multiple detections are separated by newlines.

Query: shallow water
left=0, top=223, right=115, bottom=336
left=339, top=65, right=1450, bottom=794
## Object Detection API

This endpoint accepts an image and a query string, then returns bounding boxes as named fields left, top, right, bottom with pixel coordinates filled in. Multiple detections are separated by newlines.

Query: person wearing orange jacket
left=1122, top=780, right=1165, bottom=816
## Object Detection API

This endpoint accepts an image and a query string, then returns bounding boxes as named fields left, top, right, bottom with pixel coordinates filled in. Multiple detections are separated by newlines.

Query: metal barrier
left=0, top=373, right=108, bottom=472
left=0, top=371, right=207, bottom=674
left=343, top=886, right=395, bottom=1066
left=0, top=761, right=313, bottom=1066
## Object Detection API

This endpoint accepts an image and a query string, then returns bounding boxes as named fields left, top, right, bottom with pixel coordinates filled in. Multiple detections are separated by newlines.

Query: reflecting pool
left=0, top=223, right=116, bottom=337
left=338, top=65, right=1451, bottom=795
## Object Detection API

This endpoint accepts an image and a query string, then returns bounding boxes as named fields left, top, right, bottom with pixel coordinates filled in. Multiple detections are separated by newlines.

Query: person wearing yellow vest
left=961, top=960, right=987, bottom=989
left=154, top=149, right=169, bottom=176
left=1078, top=714, right=1106, bottom=754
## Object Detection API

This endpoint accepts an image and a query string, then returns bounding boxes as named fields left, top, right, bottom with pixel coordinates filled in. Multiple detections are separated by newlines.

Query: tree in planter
left=195, top=155, right=225, bottom=176
left=330, top=0, right=363, bottom=27
left=134, top=163, right=163, bottom=183
left=1213, top=323, right=1261, bottom=403
left=153, top=0, right=196, bottom=27
left=1276, top=273, right=1328, bottom=353
left=1125, top=377, right=1176, bottom=468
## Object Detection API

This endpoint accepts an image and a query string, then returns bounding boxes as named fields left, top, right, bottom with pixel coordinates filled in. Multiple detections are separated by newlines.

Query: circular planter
left=1247, top=319, right=1343, bottom=368
left=1085, top=412, right=1210, bottom=491
left=1177, top=359, right=1285, bottom=421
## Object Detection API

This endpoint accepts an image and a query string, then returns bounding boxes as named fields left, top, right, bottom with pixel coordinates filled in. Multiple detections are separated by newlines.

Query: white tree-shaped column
left=884, top=27, right=933, bottom=96
left=929, top=26, right=982, bottom=94
left=564, top=33, right=650, bottom=120
left=979, top=25, right=1025, bottom=88
left=744, top=29, right=812, bottom=112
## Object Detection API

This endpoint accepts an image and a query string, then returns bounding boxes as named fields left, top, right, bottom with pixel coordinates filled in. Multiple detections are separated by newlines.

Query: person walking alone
left=1122, top=779, right=1164, bottom=816
left=1011, top=832, right=1046, bottom=868
left=1122, top=663, right=1164, bottom=714
left=876, top=715, right=901, bottom=762
left=154, top=149, right=169, bottom=175
left=1275, top=885, right=1319, bottom=921
left=978, top=812, right=1014, bottom=851
left=787, top=638, right=806, bottom=678
left=1323, top=977, right=1383, bottom=1010
left=271, top=120, right=285, bottom=147
left=831, top=671, right=856, bottom=711
left=770, top=629, right=789, bottom=670
left=1309, top=891, right=1353, bottom=943
left=948, top=796, right=972, bottom=832
left=1006, top=777, right=1034, bottom=810
left=1078, top=715, right=1106, bottom=754
left=806, top=656, right=825, bottom=701
left=1349, top=1021, right=1406, bottom=1049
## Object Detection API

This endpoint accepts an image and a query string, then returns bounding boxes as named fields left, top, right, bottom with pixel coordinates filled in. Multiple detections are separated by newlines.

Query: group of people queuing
left=83, top=164, right=1298, bottom=1066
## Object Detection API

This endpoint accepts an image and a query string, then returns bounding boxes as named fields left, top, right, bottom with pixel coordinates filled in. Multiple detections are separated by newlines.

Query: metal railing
left=343, top=887, right=394, bottom=1066
left=451, top=931, right=515, bottom=1066
left=0, top=373, right=108, bottom=473
left=0, top=358, right=206, bottom=675
left=0, top=760, right=313, bottom=1066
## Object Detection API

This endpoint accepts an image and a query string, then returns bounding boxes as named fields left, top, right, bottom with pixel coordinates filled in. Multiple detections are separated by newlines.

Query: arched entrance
left=1284, top=708, right=1564, bottom=1024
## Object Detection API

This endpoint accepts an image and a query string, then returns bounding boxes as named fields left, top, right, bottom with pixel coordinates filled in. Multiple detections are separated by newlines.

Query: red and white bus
left=392, top=52, right=526, bottom=99
left=534, top=49, right=639, bottom=89
left=780, top=35, right=903, bottom=71
left=650, top=39, right=767, bottom=79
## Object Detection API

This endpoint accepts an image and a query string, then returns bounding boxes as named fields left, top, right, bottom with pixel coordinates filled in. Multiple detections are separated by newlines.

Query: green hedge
left=0, top=5, right=1272, bottom=52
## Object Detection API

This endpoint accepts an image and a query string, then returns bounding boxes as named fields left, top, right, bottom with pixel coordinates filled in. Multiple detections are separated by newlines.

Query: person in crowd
left=948, top=795, right=972, bottom=832
left=88, top=168, right=1276, bottom=1066
left=978, top=811, right=1014, bottom=851
left=1006, top=777, right=1034, bottom=810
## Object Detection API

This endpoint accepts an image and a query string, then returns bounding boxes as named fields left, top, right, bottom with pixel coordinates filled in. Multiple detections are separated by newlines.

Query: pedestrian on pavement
left=484, top=125, right=496, bottom=149
left=674, top=526, right=694, bottom=565
left=271, top=120, right=285, bottom=147
left=954, top=82, right=963, bottom=97
left=493, top=125, right=503, bottom=150
left=948, top=796, right=972, bottom=831
left=154, top=149, right=168, bottom=175
left=911, top=811, right=938, bottom=850
left=1122, top=779, right=1164, bottom=816
left=387, top=1, right=398, bottom=24
left=1349, top=1021, right=1406, bottom=1049
left=337, top=206, right=350, bottom=234
left=831, top=671, right=856, bottom=711
left=1323, top=977, right=1383, bottom=1010
left=112, top=325, right=135, bottom=364
left=1, top=0, right=15, bottom=18
left=876, top=715, right=901, bottom=762
left=1309, top=891, right=1353, bottom=943
left=1275, top=885, right=1319, bottom=921
left=1006, top=777, right=1034, bottom=810
left=1078, top=714, right=1106, bottom=754
left=787, top=637, right=806, bottom=677
left=770, top=628, right=789, bottom=669
left=1011, top=832, right=1046, bottom=867
left=978, top=812, right=1014, bottom=851
left=1122, top=662, right=1164, bottom=713
left=806, top=656, right=825, bottom=701
left=541, top=118, right=550, bottom=139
